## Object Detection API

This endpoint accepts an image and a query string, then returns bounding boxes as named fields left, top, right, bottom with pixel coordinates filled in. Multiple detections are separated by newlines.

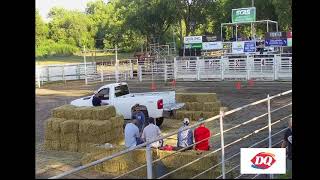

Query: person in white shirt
left=124, top=119, right=140, bottom=148
left=142, top=117, right=163, bottom=148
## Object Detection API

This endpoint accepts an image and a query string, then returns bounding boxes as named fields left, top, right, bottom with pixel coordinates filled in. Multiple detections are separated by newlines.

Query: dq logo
left=250, top=152, right=276, bottom=169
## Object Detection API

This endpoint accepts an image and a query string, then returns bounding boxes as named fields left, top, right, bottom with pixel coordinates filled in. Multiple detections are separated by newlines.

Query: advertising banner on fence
left=202, top=42, right=223, bottom=50
left=287, top=38, right=292, bottom=47
left=184, top=36, right=203, bottom=44
left=232, top=7, right=256, bottom=23
left=265, top=32, right=287, bottom=40
left=241, top=148, right=286, bottom=174
left=232, top=41, right=245, bottom=54
left=265, top=39, right=287, bottom=47
left=244, top=41, right=256, bottom=52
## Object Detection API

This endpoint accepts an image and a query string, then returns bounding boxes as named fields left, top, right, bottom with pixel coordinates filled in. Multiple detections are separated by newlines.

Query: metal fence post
left=197, top=57, right=200, bottom=80
left=47, top=66, right=50, bottom=82
left=62, top=65, right=66, bottom=84
left=37, top=68, right=41, bottom=88
left=83, top=46, right=88, bottom=85
left=146, top=144, right=153, bottom=179
left=219, top=108, right=226, bottom=179
left=274, top=55, right=279, bottom=80
left=246, top=55, right=251, bottom=80
left=221, top=58, right=224, bottom=81
left=164, top=58, right=167, bottom=82
left=138, top=65, right=142, bottom=82
left=130, top=59, right=133, bottom=79
left=267, top=94, right=273, bottom=179
left=101, top=71, right=104, bottom=82
left=174, top=57, right=177, bottom=80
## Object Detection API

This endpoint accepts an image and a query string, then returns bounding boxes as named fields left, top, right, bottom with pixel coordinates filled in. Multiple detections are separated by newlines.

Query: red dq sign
left=287, top=31, right=292, bottom=38
left=251, top=152, right=276, bottom=169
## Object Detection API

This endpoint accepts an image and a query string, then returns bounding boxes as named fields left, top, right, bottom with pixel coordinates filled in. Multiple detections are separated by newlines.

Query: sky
left=36, top=0, right=101, bottom=22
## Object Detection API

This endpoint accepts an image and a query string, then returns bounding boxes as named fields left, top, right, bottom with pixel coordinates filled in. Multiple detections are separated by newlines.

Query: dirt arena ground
left=36, top=80, right=292, bottom=178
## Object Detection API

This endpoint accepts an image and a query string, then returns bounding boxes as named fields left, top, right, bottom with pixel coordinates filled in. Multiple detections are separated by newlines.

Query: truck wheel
left=156, top=117, right=164, bottom=127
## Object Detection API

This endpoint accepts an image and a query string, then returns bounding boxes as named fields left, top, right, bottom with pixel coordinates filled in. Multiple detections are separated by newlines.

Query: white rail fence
left=49, top=90, right=292, bottom=179
left=36, top=53, right=291, bottom=87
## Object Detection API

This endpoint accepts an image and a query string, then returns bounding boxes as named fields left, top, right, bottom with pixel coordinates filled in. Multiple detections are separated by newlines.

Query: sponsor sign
left=244, top=41, right=256, bottom=52
left=184, top=36, right=203, bottom=44
left=241, top=148, right=286, bottom=174
left=232, top=7, right=256, bottom=23
left=232, top=41, right=245, bottom=54
left=202, top=41, right=223, bottom=50
left=265, top=39, right=287, bottom=47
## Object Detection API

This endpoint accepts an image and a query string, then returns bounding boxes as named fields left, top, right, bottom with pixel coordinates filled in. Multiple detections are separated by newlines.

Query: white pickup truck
left=70, top=82, right=184, bottom=126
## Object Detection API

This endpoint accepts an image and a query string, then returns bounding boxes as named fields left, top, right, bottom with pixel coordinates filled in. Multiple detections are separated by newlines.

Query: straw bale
left=175, top=110, right=219, bottom=121
left=110, top=115, right=124, bottom=129
left=44, top=128, right=60, bottom=141
left=60, top=132, right=78, bottom=143
left=158, top=150, right=218, bottom=171
left=92, top=106, right=116, bottom=120
left=81, top=146, right=147, bottom=175
left=79, top=132, right=107, bottom=144
left=60, top=142, right=78, bottom=152
left=75, top=107, right=94, bottom=120
left=79, top=120, right=111, bottom=136
left=60, top=120, right=79, bottom=134
left=78, top=143, right=102, bottom=153
left=44, top=140, right=60, bottom=150
left=176, top=93, right=218, bottom=103
left=51, top=118, right=67, bottom=132
left=51, top=105, right=76, bottom=118
left=203, top=102, right=221, bottom=112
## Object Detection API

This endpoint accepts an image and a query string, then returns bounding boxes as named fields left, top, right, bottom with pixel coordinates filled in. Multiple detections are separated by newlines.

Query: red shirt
left=194, top=125, right=210, bottom=151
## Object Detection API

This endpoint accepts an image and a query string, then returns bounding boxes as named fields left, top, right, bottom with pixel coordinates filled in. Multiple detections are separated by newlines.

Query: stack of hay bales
left=44, top=105, right=124, bottom=152
left=175, top=93, right=221, bottom=121
left=81, top=147, right=219, bottom=178
left=81, top=145, right=151, bottom=177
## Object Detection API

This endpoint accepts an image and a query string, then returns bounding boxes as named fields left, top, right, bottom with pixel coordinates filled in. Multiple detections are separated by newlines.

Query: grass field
left=36, top=52, right=134, bottom=66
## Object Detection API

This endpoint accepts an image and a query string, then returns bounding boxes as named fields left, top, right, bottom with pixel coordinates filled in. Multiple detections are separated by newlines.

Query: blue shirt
left=124, top=123, right=140, bottom=148
left=177, top=125, right=193, bottom=147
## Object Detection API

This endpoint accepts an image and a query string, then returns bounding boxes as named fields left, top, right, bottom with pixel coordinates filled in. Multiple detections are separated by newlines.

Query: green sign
left=232, top=7, right=256, bottom=23
left=191, top=43, right=202, bottom=48
left=287, top=38, right=292, bottom=47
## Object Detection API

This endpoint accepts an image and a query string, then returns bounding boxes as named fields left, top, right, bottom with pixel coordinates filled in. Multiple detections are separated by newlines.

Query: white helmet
left=183, top=118, right=190, bottom=125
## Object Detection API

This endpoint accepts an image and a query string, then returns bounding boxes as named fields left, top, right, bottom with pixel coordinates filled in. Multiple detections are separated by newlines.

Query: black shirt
left=92, top=96, right=102, bottom=106
left=284, top=128, right=292, bottom=160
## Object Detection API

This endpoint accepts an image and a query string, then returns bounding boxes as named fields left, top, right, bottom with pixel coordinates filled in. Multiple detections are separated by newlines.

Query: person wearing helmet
left=177, top=118, right=194, bottom=150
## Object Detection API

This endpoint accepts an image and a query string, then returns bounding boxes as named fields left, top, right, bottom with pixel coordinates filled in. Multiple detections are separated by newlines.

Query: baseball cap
left=198, top=117, right=205, bottom=123
left=183, top=118, right=190, bottom=124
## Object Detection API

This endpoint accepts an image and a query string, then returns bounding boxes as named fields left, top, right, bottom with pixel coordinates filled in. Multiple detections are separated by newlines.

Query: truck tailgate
left=131, top=91, right=176, bottom=105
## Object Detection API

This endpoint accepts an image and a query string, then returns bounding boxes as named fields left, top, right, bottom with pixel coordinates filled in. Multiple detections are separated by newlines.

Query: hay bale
left=109, top=115, right=124, bottom=129
left=79, top=120, right=111, bottom=136
left=51, top=105, right=76, bottom=118
left=44, top=128, right=60, bottom=141
left=158, top=150, right=218, bottom=171
left=203, top=102, right=221, bottom=112
left=60, top=142, right=78, bottom=152
left=176, top=93, right=218, bottom=103
left=51, top=118, right=67, bottom=132
left=81, top=146, right=147, bottom=176
left=60, top=120, right=79, bottom=134
left=44, top=140, right=60, bottom=150
left=78, top=143, right=101, bottom=153
left=92, top=106, right=116, bottom=120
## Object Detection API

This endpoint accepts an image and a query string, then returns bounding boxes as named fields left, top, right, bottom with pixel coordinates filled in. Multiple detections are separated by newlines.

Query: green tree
left=48, top=7, right=96, bottom=49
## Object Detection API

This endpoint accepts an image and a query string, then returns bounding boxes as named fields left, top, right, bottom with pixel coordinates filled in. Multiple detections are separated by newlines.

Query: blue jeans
left=136, top=137, right=144, bottom=145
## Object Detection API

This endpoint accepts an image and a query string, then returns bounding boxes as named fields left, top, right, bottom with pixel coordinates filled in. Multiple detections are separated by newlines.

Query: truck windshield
left=115, top=85, right=130, bottom=97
